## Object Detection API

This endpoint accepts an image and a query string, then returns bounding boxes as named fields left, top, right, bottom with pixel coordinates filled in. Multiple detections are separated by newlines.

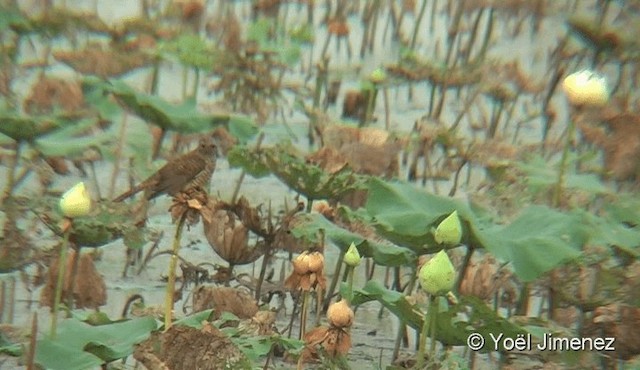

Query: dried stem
left=164, top=212, right=188, bottom=331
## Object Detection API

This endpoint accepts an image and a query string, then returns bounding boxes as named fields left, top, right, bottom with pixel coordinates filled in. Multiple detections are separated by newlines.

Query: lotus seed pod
left=434, top=210, right=462, bottom=246
left=327, top=299, right=354, bottom=328
left=419, top=250, right=455, bottom=296
left=370, top=67, right=386, bottom=84
left=344, top=242, right=362, bottom=267
left=293, top=252, right=311, bottom=274
left=59, top=182, right=91, bottom=218
left=307, top=252, right=324, bottom=273
left=562, top=70, right=609, bottom=107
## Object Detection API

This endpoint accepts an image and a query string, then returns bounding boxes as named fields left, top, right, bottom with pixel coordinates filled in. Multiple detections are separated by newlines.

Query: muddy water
left=1, top=0, right=620, bottom=369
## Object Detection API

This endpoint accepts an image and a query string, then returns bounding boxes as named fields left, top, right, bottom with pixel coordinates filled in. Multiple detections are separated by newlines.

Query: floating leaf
left=351, top=280, right=423, bottom=330
left=228, top=115, right=259, bottom=144
left=365, top=178, right=485, bottom=253
left=229, top=145, right=366, bottom=201
left=32, top=197, right=148, bottom=248
left=479, top=206, right=587, bottom=282
left=0, top=109, right=80, bottom=142
left=160, top=34, right=219, bottom=69
left=227, top=146, right=271, bottom=178
left=34, top=118, right=113, bottom=157
left=83, top=78, right=257, bottom=138
left=35, top=339, right=103, bottom=370
left=365, top=178, right=588, bottom=281
left=351, top=281, right=526, bottom=351
left=170, top=309, right=214, bottom=329
left=36, top=316, right=157, bottom=370
left=517, top=154, right=608, bottom=194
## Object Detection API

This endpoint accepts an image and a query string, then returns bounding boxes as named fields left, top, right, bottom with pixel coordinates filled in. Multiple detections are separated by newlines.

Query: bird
left=113, top=137, right=217, bottom=202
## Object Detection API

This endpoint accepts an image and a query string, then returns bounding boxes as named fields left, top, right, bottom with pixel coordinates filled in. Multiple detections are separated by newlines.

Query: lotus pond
left=0, top=1, right=639, bottom=369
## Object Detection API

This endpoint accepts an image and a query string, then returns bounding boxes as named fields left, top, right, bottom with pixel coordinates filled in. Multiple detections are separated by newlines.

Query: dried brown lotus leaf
left=583, top=303, right=640, bottom=360
left=24, top=77, right=85, bottom=115
left=53, top=45, right=152, bottom=78
left=324, top=329, right=352, bottom=357
left=192, top=286, right=258, bottom=319
left=40, top=250, right=106, bottom=309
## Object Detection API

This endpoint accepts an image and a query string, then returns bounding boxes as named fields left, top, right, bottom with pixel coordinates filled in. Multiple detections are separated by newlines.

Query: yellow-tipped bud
left=419, top=250, right=455, bottom=296
left=344, top=242, right=362, bottom=267
left=59, top=182, right=91, bottom=218
left=369, top=68, right=387, bottom=84
left=562, top=70, right=609, bottom=107
left=434, top=210, right=462, bottom=246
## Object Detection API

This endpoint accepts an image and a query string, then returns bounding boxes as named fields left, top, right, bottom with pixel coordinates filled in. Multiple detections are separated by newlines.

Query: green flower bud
left=434, top=210, right=462, bottom=246
left=370, top=68, right=386, bottom=84
left=419, top=250, right=455, bottom=296
left=59, top=182, right=91, bottom=218
left=344, top=242, right=362, bottom=267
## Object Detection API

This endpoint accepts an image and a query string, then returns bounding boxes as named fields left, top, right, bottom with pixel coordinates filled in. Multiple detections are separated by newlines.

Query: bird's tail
left=113, top=187, right=140, bottom=202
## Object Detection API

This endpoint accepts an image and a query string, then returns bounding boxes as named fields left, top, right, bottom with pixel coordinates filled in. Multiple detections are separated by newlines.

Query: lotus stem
left=0, top=281, right=4, bottom=322
left=26, top=312, right=37, bottom=370
left=383, top=86, right=390, bottom=130
left=416, top=304, right=430, bottom=368
left=361, top=85, right=377, bottom=127
left=254, top=247, right=271, bottom=301
left=315, top=287, right=323, bottom=326
left=345, top=265, right=354, bottom=304
left=192, top=67, right=200, bottom=98
left=429, top=296, right=438, bottom=356
left=455, top=245, right=474, bottom=291
left=322, top=249, right=344, bottom=312
left=1, top=141, right=21, bottom=207
left=50, top=223, right=71, bottom=339
left=553, top=118, right=575, bottom=207
left=181, top=65, right=188, bottom=100
left=410, top=0, right=428, bottom=50
left=109, top=113, right=129, bottom=198
left=164, top=212, right=187, bottom=331
left=391, top=268, right=417, bottom=361
left=231, top=133, right=264, bottom=204
left=6, top=277, right=14, bottom=324
left=299, top=290, right=309, bottom=340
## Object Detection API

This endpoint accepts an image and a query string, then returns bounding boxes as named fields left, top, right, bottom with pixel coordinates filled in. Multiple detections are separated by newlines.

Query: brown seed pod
left=327, top=300, right=354, bottom=328
left=292, top=252, right=312, bottom=275
left=307, top=252, right=324, bottom=273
